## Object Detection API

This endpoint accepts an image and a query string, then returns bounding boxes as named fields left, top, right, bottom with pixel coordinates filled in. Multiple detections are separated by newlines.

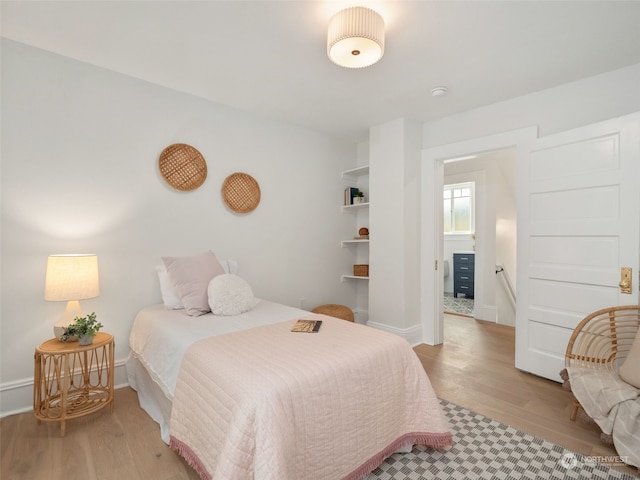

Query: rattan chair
left=564, top=305, right=640, bottom=421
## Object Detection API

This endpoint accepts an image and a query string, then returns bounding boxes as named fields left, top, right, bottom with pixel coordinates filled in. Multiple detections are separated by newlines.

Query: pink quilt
left=169, top=314, right=452, bottom=480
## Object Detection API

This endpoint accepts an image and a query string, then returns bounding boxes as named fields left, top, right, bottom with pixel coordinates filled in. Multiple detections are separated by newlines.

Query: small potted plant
left=60, top=312, right=103, bottom=345
left=353, top=190, right=365, bottom=204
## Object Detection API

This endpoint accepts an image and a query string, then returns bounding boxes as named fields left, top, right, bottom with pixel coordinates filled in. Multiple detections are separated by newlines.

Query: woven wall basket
left=158, top=143, right=207, bottom=191
left=221, top=172, right=261, bottom=214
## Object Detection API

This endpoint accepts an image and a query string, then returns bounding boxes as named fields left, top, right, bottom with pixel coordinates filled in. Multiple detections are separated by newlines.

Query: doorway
left=441, top=150, right=517, bottom=324
left=422, top=115, right=640, bottom=382
left=419, top=126, right=537, bottom=347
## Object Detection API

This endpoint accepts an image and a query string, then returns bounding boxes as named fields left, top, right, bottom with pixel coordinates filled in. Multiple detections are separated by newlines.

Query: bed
left=127, top=300, right=451, bottom=479
left=126, top=253, right=452, bottom=479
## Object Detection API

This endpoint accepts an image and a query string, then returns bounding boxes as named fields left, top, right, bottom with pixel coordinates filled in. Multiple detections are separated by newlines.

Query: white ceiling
left=3, top=1, right=640, bottom=143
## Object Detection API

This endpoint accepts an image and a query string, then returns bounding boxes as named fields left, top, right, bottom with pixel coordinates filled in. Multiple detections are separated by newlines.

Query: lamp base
left=54, top=300, right=85, bottom=340
left=53, top=325, right=74, bottom=341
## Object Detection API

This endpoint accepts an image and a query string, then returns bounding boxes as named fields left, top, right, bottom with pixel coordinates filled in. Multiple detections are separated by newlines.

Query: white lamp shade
left=45, top=254, right=100, bottom=301
left=327, top=7, right=385, bottom=68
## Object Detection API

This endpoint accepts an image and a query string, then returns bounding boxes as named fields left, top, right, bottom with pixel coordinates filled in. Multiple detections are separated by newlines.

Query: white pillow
left=156, top=265, right=184, bottom=309
left=207, top=274, right=256, bottom=316
left=156, top=259, right=238, bottom=310
left=619, top=332, right=640, bottom=388
left=162, top=251, right=225, bottom=316
left=220, top=259, right=239, bottom=276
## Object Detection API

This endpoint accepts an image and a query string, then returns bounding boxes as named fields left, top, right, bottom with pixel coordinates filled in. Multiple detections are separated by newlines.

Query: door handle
left=619, top=267, right=632, bottom=294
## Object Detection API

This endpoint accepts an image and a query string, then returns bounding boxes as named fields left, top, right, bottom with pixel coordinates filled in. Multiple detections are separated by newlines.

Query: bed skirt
left=126, top=354, right=173, bottom=444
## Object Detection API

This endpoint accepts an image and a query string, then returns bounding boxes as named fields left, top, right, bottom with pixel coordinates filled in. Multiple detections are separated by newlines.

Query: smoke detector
left=431, top=86, right=448, bottom=97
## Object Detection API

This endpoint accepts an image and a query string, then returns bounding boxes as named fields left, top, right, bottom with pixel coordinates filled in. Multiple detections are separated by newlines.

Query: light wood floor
left=416, top=313, right=637, bottom=476
left=2, top=314, right=637, bottom=479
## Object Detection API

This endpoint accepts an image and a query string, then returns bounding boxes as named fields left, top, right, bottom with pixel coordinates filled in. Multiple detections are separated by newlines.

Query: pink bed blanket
left=169, top=314, right=452, bottom=480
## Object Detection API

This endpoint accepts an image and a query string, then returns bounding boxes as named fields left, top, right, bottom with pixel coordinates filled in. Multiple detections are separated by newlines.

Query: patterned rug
left=444, top=292, right=474, bottom=316
left=366, top=399, right=638, bottom=480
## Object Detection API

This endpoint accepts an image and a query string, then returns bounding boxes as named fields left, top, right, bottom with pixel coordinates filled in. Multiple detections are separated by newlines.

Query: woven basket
left=353, top=264, right=369, bottom=277
left=311, top=304, right=354, bottom=322
left=158, top=143, right=207, bottom=191
left=221, top=172, right=261, bottom=214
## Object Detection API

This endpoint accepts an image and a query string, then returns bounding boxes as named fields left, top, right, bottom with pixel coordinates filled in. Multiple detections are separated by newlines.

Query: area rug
left=366, top=399, right=638, bottom=480
left=444, top=292, right=474, bottom=316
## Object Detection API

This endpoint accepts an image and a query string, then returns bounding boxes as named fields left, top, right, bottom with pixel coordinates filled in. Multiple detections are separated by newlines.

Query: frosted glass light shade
left=45, top=254, right=100, bottom=339
left=327, top=7, right=385, bottom=68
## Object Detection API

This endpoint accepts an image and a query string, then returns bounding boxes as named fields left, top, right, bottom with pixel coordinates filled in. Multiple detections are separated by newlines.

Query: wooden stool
left=312, top=304, right=354, bottom=322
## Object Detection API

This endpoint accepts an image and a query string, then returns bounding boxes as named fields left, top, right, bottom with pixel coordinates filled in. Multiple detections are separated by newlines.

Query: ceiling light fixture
left=327, top=6, right=385, bottom=69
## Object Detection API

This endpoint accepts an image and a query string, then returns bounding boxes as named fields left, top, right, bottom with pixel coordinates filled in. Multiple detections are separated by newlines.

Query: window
left=443, top=182, right=474, bottom=234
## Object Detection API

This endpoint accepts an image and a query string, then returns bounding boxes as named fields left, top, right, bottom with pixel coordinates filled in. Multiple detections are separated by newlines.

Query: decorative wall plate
left=158, top=143, right=207, bottom=191
left=221, top=172, right=261, bottom=214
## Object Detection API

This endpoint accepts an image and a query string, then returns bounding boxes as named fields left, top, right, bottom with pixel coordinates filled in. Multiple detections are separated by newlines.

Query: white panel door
left=515, top=113, right=640, bottom=381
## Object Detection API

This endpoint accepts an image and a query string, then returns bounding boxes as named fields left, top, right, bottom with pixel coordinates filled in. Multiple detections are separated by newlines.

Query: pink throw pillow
left=161, top=251, right=225, bottom=316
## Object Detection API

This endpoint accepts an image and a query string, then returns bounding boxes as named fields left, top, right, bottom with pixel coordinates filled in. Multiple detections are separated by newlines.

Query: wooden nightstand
left=33, top=332, right=114, bottom=436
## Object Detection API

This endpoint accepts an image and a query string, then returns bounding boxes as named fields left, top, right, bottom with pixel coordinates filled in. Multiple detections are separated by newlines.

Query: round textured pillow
left=207, top=274, right=256, bottom=316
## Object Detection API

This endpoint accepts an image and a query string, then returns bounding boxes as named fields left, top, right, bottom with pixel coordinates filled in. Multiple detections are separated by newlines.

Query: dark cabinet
left=453, top=252, right=475, bottom=298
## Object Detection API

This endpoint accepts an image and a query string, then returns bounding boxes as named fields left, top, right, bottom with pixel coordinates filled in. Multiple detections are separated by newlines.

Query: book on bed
left=291, top=319, right=322, bottom=333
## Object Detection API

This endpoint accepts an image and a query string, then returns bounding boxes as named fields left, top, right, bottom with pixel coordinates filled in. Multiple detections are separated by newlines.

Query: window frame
left=443, top=181, right=475, bottom=235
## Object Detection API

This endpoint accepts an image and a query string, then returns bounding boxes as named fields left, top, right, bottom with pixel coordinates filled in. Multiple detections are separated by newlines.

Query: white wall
left=493, top=153, right=517, bottom=326
left=493, top=153, right=518, bottom=297
left=368, top=118, right=422, bottom=342
left=0, top=39, right=357, bottom=415
left=369, top=121, right=406, bottom=331
left=423, top=63, right=640, bottom=147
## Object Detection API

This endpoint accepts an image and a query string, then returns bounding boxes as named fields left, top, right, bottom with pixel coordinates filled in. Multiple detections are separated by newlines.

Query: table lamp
left=44, top=254, right=100, bottom=339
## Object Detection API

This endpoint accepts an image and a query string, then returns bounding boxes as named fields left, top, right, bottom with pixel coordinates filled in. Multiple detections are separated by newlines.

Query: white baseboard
left=474, top=304, right=497, bottom=323
left=0, top=359, right=129, bottom=418
left=353, top=308, right=369, bottom=324
left=366, top=321, right=423, bottom=346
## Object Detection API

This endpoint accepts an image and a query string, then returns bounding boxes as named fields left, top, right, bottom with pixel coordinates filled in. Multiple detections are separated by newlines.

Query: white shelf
left=342, top=165, right=369, bottom=180
left=341, top=239, right=370, bottom=247
left=340, top=165, right=370, bottom=291
left=341, top=275, right=370, bottom=282
left=341, top=202, right=369, bottom=213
